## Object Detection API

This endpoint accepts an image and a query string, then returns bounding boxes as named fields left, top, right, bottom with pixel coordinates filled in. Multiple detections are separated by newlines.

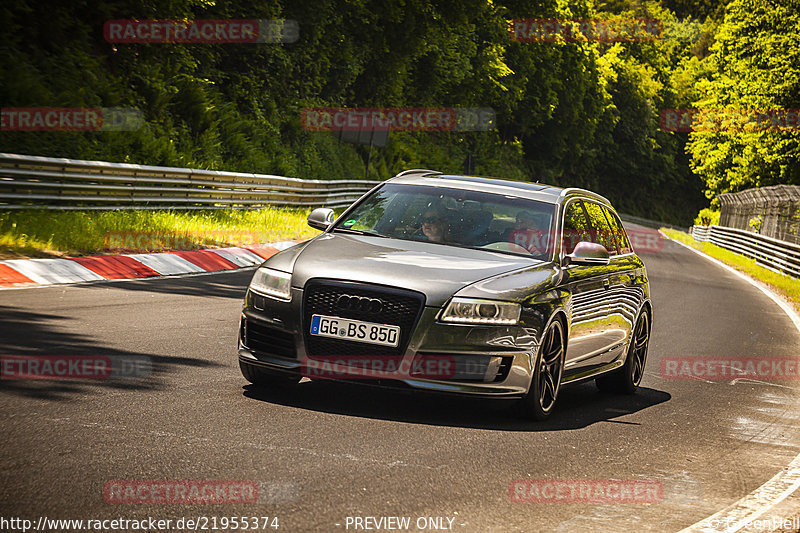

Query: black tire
left=519, top=318, right=565, bottom=421
left=596, top=310, right=650, bottom=394
left=239, top=360, right=300, bottom=387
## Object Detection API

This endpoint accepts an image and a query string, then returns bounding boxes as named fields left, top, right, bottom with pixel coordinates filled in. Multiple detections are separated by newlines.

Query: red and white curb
left=0, top=241, right=300, bottom=288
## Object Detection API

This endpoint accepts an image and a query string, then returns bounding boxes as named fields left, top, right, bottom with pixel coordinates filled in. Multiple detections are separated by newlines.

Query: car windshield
left=332, top=183, right=556, bottom=260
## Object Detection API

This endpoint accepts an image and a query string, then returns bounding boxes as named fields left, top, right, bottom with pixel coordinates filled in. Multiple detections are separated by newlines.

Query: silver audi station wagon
left=238, top=170, right=652, bottom=419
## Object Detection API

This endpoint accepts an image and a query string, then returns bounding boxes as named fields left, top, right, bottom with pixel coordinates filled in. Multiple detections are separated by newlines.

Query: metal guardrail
left=619, top=213, right=688, bottom=232
left=0, top=153, right=382, bottom=209
left=690, top=225, right=711, bottom=242
left=691, top=224, right=800, bottom=278
left=1, top=153, right=693, bottom=240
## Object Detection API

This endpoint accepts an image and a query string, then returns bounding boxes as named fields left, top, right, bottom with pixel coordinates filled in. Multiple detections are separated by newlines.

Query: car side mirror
left=307, top=208, right=335, bottom=231
left=564, top=241, right=610, bottom=266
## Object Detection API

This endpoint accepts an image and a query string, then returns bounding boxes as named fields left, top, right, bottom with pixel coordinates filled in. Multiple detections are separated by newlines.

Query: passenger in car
left=507, top=211, right=550, bottom=253
left=450, top=209, right=494, bottom=246
left=514, top=211, right=537, bottom=232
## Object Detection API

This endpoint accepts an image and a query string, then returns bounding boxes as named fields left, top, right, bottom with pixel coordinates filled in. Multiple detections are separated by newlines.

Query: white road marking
left=668, top=236, right=800, bottom=533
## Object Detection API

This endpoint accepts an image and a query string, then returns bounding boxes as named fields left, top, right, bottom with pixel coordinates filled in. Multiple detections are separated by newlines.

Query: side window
left=561, top=200, right=592, bottom=254
left=602, top=206, right=632, bottom=254
left=583, top=201, right=619, bottom=255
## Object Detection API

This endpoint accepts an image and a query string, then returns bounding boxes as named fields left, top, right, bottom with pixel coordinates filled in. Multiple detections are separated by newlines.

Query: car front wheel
left=519, top=318, right=565, bottom=420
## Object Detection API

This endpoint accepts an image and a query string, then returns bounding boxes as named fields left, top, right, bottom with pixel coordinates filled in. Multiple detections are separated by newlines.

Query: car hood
left=272, top=233, right=541, bottom=307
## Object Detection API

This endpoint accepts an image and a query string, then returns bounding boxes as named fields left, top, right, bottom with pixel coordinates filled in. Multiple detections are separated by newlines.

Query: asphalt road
left=1, top=236, right=799, bottom=532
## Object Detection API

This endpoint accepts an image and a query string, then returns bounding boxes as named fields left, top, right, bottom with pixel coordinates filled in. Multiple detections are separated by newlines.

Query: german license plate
left=310, top=315, right=400, bottom=347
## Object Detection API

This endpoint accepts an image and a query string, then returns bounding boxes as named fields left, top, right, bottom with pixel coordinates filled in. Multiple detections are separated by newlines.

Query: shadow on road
left=242, top=379, right=671, bottom=431
left=0, top=305, right=222, bottom=401
left=81, top=268, right=253, bottom=299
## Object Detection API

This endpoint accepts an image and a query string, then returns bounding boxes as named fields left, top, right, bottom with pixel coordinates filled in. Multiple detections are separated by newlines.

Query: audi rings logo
left=336, top=295, right=384, bottom=314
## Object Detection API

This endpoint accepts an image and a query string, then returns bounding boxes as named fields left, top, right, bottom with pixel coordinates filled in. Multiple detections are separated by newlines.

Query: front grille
left=242, top=319, right=296, bottom=359
left=303, top=279, right=425, bottom=356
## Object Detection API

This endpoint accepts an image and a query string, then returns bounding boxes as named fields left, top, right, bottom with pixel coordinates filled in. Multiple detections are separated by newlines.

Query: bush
left=694, top=207, right=720, bottom=226
left=748, top=215, right=762, bottom=233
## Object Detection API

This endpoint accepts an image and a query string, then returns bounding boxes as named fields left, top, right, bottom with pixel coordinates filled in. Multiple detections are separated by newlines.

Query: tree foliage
left=687, top=0, right=800, bottom=198
left=1, top=0, right=791, bottom=225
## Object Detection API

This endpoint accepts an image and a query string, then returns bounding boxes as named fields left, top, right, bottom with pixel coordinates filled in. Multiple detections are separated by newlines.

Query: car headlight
left=440, top=297, right=521, bottom=325
left=249, top=267, right=292, bottom=301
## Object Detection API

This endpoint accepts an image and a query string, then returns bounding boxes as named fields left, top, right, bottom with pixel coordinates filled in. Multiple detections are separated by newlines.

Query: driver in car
left=419, top=208, right=451, bottom=243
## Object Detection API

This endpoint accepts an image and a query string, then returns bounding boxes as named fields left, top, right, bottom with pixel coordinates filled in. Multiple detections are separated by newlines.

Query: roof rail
left=559, top=187, right=611, bottom=205
left=394, top=169, right=442, bottom=178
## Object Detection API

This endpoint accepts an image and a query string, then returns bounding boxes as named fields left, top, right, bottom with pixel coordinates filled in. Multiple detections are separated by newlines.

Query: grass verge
left=0, top=209, right=322, bottom=259
left=661, top=228, right=800, bottom=313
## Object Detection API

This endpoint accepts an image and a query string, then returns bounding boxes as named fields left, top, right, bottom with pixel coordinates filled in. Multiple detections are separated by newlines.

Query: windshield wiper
left=461, top=244, right=544, bottom=260
left=332, top=228, right=387, bottom=237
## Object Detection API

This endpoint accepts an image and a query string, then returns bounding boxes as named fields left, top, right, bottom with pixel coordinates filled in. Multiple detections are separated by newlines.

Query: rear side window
left=561, top=200, right=592, bottom=254
left=602, top=206, right=632, bottom=254
left=583, top=201, right=619, bottom=255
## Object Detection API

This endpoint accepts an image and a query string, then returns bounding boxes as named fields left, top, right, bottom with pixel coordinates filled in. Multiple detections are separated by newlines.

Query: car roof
left=386, top=170, right=612, bottom=206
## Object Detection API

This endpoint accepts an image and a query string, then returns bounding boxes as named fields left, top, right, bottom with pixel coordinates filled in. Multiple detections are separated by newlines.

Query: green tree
left=688, top=0, right=800, bottom=199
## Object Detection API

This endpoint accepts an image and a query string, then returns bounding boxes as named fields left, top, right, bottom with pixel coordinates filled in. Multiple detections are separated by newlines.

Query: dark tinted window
left=602, top=206, right=632, bottom=254
left=584, top=201, right=618, bottom=254
left=561, top=200, right=592, bottom=254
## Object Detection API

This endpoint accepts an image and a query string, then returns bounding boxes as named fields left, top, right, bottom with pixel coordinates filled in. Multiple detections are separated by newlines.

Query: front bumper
left=239, top=286, right=545, bottom=398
